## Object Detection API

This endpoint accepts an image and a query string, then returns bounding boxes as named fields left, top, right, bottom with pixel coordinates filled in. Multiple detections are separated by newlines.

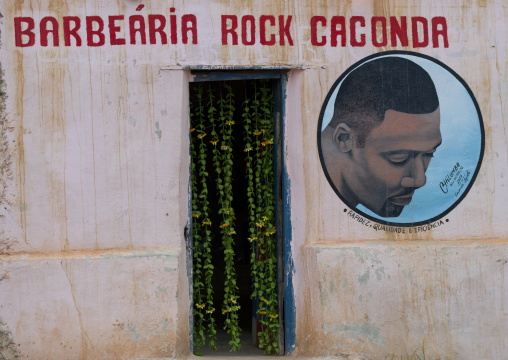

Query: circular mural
left=317, top=51, right=484, bottom=226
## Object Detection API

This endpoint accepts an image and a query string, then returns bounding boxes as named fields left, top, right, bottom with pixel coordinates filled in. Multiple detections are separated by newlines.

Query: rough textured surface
left=282, top=2, right=508, bottom=358
left=0, top=318, right=20, bottom=360
left=0, top=9, right=16, bottom=256
left=0, top=0, right=507, bottom=359
left=0, top=249, right=180, bottom=360
left=298, top=241, right=508, bottom=359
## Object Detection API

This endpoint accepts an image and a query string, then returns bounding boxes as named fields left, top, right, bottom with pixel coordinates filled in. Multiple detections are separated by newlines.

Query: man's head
left=321, top=56, right=442, bottom=217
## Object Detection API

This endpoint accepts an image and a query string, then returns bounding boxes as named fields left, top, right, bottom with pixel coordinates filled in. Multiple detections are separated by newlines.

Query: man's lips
left=389, top=193, right=414, bottom=206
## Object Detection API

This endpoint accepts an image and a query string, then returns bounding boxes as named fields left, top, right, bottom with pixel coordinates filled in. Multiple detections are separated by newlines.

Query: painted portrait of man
left=320, top=56, right=443, bottom=218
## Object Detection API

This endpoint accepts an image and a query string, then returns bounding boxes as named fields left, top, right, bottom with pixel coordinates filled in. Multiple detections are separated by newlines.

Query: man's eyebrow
left=382, top=142, right=442, bottom=155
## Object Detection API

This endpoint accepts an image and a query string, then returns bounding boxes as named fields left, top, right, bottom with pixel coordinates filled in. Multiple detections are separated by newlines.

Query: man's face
left=346, top=108, right=442, bottom=217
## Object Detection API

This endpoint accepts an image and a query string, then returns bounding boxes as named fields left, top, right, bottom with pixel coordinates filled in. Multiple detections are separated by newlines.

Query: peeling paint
left=159, top=319, right=172, bottom=331
left=403, top=269, right=414, bottom=284
left=125, top=320, right=173, bottom=355
left=128, top=115, right=137, bottom=127
left=0, top=1, right=507, bottom=359
left=324, top=323, right=386, bottom=347
left=0, top=12, right=16, bottom=256
left=313, top=241, right=508, bottom=357
left=155, top=121, right=162, bottom=139
left=0, top=318, right=20, bottom=359
left=0, top=27, right=11, bottom=206
left=358, top=268, right=370, bottom=286
left=374, top=267, right=385, bottom=281
left=353, top=248, right=383, bottom=264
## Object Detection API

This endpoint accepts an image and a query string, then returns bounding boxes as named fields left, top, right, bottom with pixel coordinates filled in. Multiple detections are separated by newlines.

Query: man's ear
left=332, top=123, right=353, bottom=152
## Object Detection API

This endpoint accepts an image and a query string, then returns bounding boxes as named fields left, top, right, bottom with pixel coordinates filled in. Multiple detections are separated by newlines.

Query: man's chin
left=367, top=201, right=405, bottom=218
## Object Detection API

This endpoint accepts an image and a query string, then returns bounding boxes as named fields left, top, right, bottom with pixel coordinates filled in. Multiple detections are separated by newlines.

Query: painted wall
left=0, top=0, right=507, bottom=359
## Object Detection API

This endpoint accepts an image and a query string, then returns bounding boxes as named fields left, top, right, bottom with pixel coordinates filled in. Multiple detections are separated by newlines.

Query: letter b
left=15, top=17, right=36, bottom=47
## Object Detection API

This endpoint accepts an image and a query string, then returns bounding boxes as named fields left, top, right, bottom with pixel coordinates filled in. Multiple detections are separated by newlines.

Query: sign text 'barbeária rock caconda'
left=14, top=8, right=449, bottom=48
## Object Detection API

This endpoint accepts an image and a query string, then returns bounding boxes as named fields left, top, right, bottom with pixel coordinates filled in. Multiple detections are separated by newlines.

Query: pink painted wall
left=0, top=1, right=507, bottom=359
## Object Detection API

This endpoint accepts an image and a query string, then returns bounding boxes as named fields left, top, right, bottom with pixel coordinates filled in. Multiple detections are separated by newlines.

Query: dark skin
left=321, top=108, right=442, bottom=217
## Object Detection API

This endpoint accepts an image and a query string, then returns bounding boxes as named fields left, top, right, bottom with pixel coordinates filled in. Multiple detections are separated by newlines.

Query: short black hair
left=327, top=56, right=439, bottom=147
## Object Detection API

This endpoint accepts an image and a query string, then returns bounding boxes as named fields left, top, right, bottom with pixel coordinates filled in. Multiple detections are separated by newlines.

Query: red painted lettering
left=63, top=16, right=81, bottom=46
left=432, top=17, right=449, bottom=48
left=241, top=15, right=255, bottom=45
left=148, top=15, right=167, bottom=45
left=331, top=16, right=346, bottom=47
left=221, top=15, right=238, bottom=45
left=310, top=16, right=326, bottom=46
left=170, top=8, right=177, bottom=44
left=40, top=17, right=59, bottom=46
left=86, top=16, right=105, bottom=47
left=390, top=16, right=408, bottom=47
left=108, top=15, right=125, bottom=45
left=182, top=14, right=197, bottom=44
left=350, top=16, right=366, bottom=47
left=260, top=15, right=276, bottom=46
left=129, top=15, right=146, bottom=44
left=279, top=15, right=293, bottom=46
left=412, top=17, right=428, bottom=48
left=14, top=17, right=35, bottom=47
left=371, top=17, right=387, bottom=47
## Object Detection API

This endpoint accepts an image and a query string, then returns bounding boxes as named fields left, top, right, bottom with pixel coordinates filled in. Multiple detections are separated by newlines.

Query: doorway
left=188, top=72, right=285, bottom=356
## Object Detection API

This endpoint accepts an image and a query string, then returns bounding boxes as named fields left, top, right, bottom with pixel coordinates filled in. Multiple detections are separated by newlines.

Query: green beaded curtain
left=189, top=79, right=280, bottom=354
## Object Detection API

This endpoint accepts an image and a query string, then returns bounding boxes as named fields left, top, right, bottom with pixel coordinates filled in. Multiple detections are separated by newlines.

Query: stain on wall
left=1, top=0, right=507, bottom=358
left=0, top=318, right=20, bottom=360
left=299, top=241, right=508, bottom=358
left=0, top=9, right=17, bottom=255
left=0, top=250, right=179, bottom=359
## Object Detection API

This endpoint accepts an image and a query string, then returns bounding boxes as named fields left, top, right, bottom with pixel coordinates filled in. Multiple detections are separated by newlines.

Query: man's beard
left=372, top=201, right=405, bottom=218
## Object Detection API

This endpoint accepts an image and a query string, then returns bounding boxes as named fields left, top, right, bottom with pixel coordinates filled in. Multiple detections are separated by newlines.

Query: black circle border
left=317, top=50, right=485, bottom=227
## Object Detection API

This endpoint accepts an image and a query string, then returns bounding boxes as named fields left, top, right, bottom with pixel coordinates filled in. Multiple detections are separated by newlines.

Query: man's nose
left=401, top=155, right=426, bottom=188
